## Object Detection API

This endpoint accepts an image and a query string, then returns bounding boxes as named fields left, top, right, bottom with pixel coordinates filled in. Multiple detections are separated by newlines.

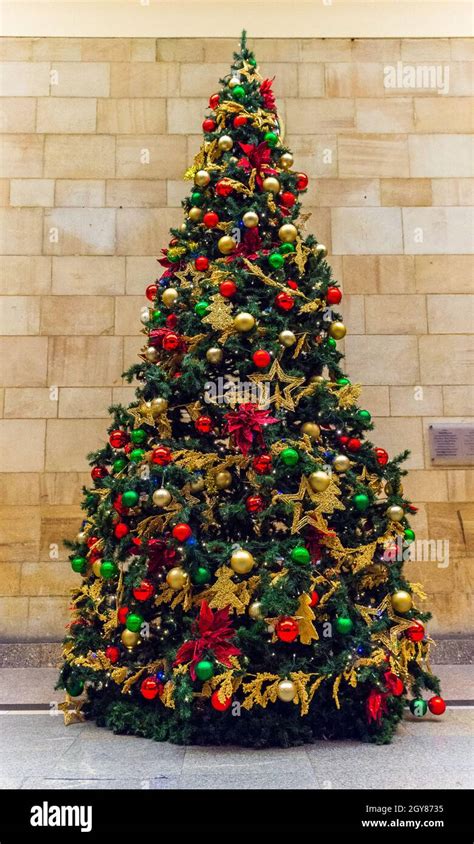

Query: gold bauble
left=179, top=222, right=187, bottom=233
left=300, top=422, right=320, bottom=440
left=333, top=454, right=351, bottom=473
left=189, top=476, right=205, bottom=493
left=310, top=374, right=325, bottom=384
left=215, top=470, right=232, bottom=490
left=195, top=169, right=210, bottom=187
left=206, top=346, right=223, bottom=364
left=121, top=629, right=139, bottom=649
left=262, top=176, right=280, bottom=194
left=249, top=601, right=263, bottom=620
left=385, top=481, right=403, bottom=496
left=309, top=470, right=331, bottom=492
left=188, top=206, right=203, bottom=222
left=279, top=152, right=294, bottom=170
left=279, top=329, right=296, bottom=347
left=234, top=312, right=255, bottom=332
left=278, top=223, right=298, bottom=243
left=217, top=235, right=236, bottom=255
left=145, top=346, right=159, bottom=362
left=277, top=679, right=296, bottom=703
left=166, top=567, right=189, bottom=590
left=150, top=397, right=168, bottom=416
left=391, top=590, right=412, bottom=614
left=77, top=530, right=87, bottom=543
left=92, top=561, right=102, bottom=577
left=386, top=504, right=405, bottom=522
left=218, top=134, right=233, bottom=151
left=242, top=210, right=259, bottom=228
left=230, top=549, right=255, bottom=574
left=162, top=287, right=178, bottom=307
left=152, top=488, right=172, bottom=507
left=315, top=243, right=328, bottom=260
left=329, top=321, right=346, bottom=340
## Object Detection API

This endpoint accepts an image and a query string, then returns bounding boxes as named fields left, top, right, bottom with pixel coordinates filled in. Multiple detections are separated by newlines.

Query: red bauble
left=124, top=443, right=133, bottom=454
left=252, top=453, right=272, bottom=475
left=166, top=313, right=178, bottom=329
left=215, top=180, right=233, bottom=197
left=105, top=645, right=120, bottom=664
left=162, top=332, right=180, bottom=351
left=151, top=446, right=173, bottom=466
left=326, top=286, right=342, bottom=305
left=195, top=415, right=214, bottom=434
left=91, top=466, right=108, bottom=481
left=276, top=616, right=299, bottom=643
left=145, top=283, right=157, bottom=301
left=209, top=93, right=220, bottom=109
left=245, top=494, right=264, bottom=513
left=280, top=191, right=296, bottom=208
left=286, top=279, right=298, bottom=290
left=211, top=690, right=232, bottom=711
left=375, top=447, right=389, bottom=466
left=339, top=435, right=349, bottom=446
left=347, top=437, right=361, bottom=452
left=252, top=350, right=271, bottom=368
left=109, top=430, right=128, bottom=449
left=114, top=522, right=129, bottom=539
left=428, top=695, right=446, bottom=715
left=133, top=579, right=155, bottom=602
left=118, top=606, right=129, bottom=624
left=296, top=172, right=309, bottom=190
left=172, top=523, right=192, bottom=542
left=195, top=256, right=209, bottom=272
left=309, top=590, right=320, bottom=608
left=275, top=291, right=295, bottom=312
left=86, top=536, right=99, bottom=549
left=233, top=114, right=248, bottom=128
left=202, top=118, right=216, bottom=132
left=406, top=622, right=425, bottom=642
left=203, top=211, right=219, bottom=228
left=140, top=677, right=161, bottom=700
left=219, top=279, right=237, bottom=298
left=169, top=238, right=178, bottom=247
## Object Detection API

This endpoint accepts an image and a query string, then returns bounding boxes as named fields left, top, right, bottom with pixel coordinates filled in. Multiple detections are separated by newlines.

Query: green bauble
left=353, top=493, right=370, bottom=511
left=130, top=429, right=147, bottom=445
left=195, top=659, right=214, bottom=681
left=404, top=528, right=416, bottom=543
left=281, top=447, right=299, bottom=466
left=126, top=612, right=144, bottom=633
left=232, top=85, right=245, bottom=99
left=409, top=698, right=428, bottom=717
left=152, top=308, right=163, bottom=322
left=194, top=300, right=209, bottom=317
left=66, top=677, right=84, bottom=697
left=268, top=252, right=285, bottom=269
left=130, top=448, right=145, bottom=463
left=279, top=242, right=295, bottom=254
left=327, top=337, right=337, bottom=349
left=248, top=57, right=257, bottom=67
left=191, top=191, right=203, bottom=206
left=338, top=377, right=350, bottom=386
left=335, top=616, right=353, bottom=634
left=291, top=546, right=311, bottom=565
left=357, top=409, right=372, bottom=423
left=167, top=252, right=180, bottom=264
left=71, top=556, right=87, bottom=573
left=122, top=489, right=139, bottom=508
left=192, top=566, right=211, bottom=585
left=112, top=457, right=127, bottom=473
left=100, top=560, right=118, bottom=579
left=264, top=131, right=278, bottom=148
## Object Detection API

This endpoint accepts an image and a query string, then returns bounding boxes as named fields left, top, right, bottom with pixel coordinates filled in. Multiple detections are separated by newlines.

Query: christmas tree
left=58, top=33, right=445, bottom=746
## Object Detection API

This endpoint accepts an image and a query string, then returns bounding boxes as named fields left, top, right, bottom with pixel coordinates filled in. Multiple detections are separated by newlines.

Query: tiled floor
left=0, top=667, right=472, bottom=790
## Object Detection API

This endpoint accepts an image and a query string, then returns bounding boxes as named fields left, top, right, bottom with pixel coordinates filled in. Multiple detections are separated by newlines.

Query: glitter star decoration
left=249, top=359, right=305, bottom=412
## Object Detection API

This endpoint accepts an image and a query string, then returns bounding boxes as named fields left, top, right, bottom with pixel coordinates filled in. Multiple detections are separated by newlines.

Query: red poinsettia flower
left=174, top=600, right=241, bottom=680
left=260, top=77, right=276, bottom=111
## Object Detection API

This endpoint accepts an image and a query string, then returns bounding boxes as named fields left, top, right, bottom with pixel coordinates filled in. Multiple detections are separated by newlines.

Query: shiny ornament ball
left=122, top=489, right=139, bottom=508
left=130, top=429, right=147, bottom=445
left=301, top=422, right=320, bottom=440
left=217, top=235, right=236, bottom=255
left=188, top=206, right=203, bottom=222
left=347, top=438, right=361, bottom=452
left=109, top=429, right=128, bottom=449
left=277, top=679, right=296, bottom=702
left=162, top=332, right=180, bottom=351
left=145, top=346, right=159, bottom=362
left=161, top=287, right=178, bottom=307
left=105, top=645, right=120, bottom=664
left=166, top=567, right=189, bottom=590
left=140, top=677, right=161, bottom=700
left=206, top=346, right=223, bottom=364
left=114, top=522, right=129, bottom=539
left=189, top=476, right=205, bottom=493
left=195, top=659, right=214, bottom=681
left=194, top=300, right=209, bottom=317
left=329, top=321, right=346, bottom=340
left=219, top=279, right=237, bottom=298
left=145, top=282, right=158, bottom=302
left=391, top=590, right=412, bottom=613
left=252, top=349, right=271, bottom=368
left=195, top=256, right=209, bottom=272
left=276, top=616, right=299, bottom=642
left=326, top=286, right=342, bottom=305
left=353, top=493, right=370, bottom=511
left=118, top=606, right=130, bottom=624
left=126, top=612, right=143, bottom=633
left=151, top=446, right=172, bottom=466
left=291, top=546, right=310, bottom=565
left=281, top=447, right=299, bottom=466
left=280, top=191, right=296, bottom=208
left=249, top=601, right=263, bottom=620
left=404, top=528, right=415, bottom=543
left=268, top=252, right=285, bottom=270
left=309, top=470, right=330, bottom=492
left=202, top=118, right=216, bottom=132
left=217, top=134, right=233, bottom=151
left=296, top=172, right=309, bottom=190
left=230, top=549, right=255, bottom=574
left=264, top=130, right=278, bottom=148
left=278, top=223, right=298, bottom=243
left=335, top=616, right=353, bottom=634
left=129, top=447, right=145, bottom=462
left=152, top=488, right=172, bottom=507
left=203, top=211, right=219, bottom=228
left=387, top=505, right=404, bottom=522
left=195, top=414, right=213, bottom=434
left=150, top=397, right=168, bottom=416
left=215, top=470, right=232, bottom=490
left=315, top=243, right=328, bottom=260
left=209, top=93, right=220, bottom=109
left=242, top=210, right=259, bottom=228
left=428, top=695, right=446, bottom=715
left=262, top=176, right=280, bottom=194
left=309, top=591, right=320, bottom=608
left=215, top=180, right=233, bottom=197
left=192, top=566, right=210, bottom=585
left=100, top=560, right=118, bottom=579
left=275, top=291, right=294, bottom=311
left=375, top=447, right=389, bottom=466
left=234, top=312, right=255, bottom=332
left=92, top=560, right=102, bottom=577
left=211, top=690, right=232, bottom=711
left=279, top=152, right=294, bottom=170
left=233, top=114, right=247, bottom=128
left=194, top=169, right=211, bottom=187
left=91, top=466, right=107, bottom=481
left=406, top=622, right=425, bottom=642
left=121, top=629, right=139, bottom=649
left=279, top=329, right=296, bottom=347
left=409, top=698, right=428, bottom=717
left=245, top=494, right=264, bottom=514
left=252, top=453, right=272, bottom=474
left=133, top=580, right=154, bottom=602
left=358, top=409, right=372, bottom=423
left=191, top=190, right=204, bottom=205
left=232, top=84, right=245, bottom=100
left=112, top=457, right=127, bottom=473
left=172, top=523, right=192, bottom=542
left=71, top=556, right=87, bottom=574
left=66, top=678, right=84, bottom=698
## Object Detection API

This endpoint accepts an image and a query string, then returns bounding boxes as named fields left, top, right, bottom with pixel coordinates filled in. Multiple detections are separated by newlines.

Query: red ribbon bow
left=174, top=601, right=241, bottom=680
left=224, top=402, right=279, bottom=455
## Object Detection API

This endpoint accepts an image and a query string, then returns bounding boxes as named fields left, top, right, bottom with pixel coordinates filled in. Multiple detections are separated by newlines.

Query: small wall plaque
left=429, top=423, right=474, bottom=466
